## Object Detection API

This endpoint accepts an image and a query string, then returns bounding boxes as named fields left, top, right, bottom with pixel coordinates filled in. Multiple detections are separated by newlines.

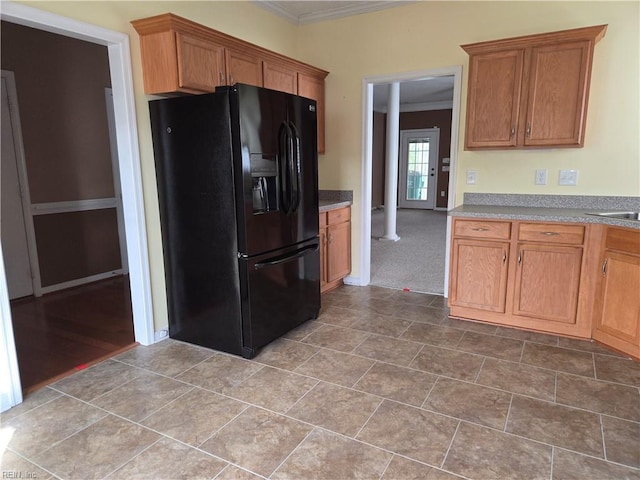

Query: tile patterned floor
left=2, top=285, right=640, bottom=480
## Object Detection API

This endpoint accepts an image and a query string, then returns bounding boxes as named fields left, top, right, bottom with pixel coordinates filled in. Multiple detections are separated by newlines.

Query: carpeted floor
left=370, top=208, right=447, bottom=295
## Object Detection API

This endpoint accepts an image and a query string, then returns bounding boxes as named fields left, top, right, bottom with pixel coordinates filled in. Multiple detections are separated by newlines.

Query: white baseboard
left=39, top=270, right=124, bottom=295
left=154, top=329, right=169, bottom=343
left=343, top=275, right=364, bottom=286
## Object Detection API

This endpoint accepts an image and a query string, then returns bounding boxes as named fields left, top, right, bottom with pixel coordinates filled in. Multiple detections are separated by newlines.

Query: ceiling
left=254, top=1, right=414, bottom=25
left=373, top=76, right=455, bottom=112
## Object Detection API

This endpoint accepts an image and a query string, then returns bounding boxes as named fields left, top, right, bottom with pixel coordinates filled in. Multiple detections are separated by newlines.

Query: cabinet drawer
left=319, top=212, right=327, bottom=228
left=605, top=227, right=640, bottom=255
left=454, top=220, right=511, bottom=239
left=327, top=207, right=350, bottom=225
left=518, top=223, right=584, bottom=245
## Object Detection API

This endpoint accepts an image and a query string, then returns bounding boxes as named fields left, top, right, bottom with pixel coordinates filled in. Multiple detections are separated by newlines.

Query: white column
left=381, top=82, right=400, bottom=241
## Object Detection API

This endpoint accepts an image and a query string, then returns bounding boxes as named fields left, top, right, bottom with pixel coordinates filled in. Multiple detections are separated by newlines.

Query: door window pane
left=406, top=139, right=429, bottom=201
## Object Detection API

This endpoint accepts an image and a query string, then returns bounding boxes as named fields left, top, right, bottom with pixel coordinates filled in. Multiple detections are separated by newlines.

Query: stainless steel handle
left=517, top=251, right=522, bottom=264
left=510, top=125, right=515, bottom=137
left=526, top=123, right=531, bottom=138
left=541, top=232, right=560, bottom=236
left=472, top=227, right=489, bottom=232
left=602, top=258, right=608, bottom=276
left=502, top=251, right=507, bottom=264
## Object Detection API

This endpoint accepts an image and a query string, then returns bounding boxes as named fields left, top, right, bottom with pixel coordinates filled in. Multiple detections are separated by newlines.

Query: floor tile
left=444, top=422, right=552, bottom=480
left=114, top=339, right=214, bottom=377
left=522, top=343, right=595, bottom=377
left=141, top=387, right=247, bottom=446
left=92, top=371, right=193, bottom=422
left=348, top=313, right=412, bottom=337
left=318, top=305, right=369, bottom=327
left=429, top=296, right=448, bottom=309
left=400, top=322, right=465, bottom=348
left=557, top=337, right=624, bottom=357
left=4, top=395, right=107, bottom=457
left=222, top=366, right=317, bottom=413
left=410, top=344, right=484, bottom=381
left=552, top=448, right=640, bottom=480
left=214, top=465, right=264, bottom=480
left=0, top=386, right=61, bottom=422
left=601, top=415, right=640, bottom=468
left=318, top=292, right=353, bottom=308
left=51, top=359, right=144, bottom=401
left=594, top=354, right=640, bottom=387
left=354, top=361, right=438, bottom=406
left=175, top=353, right=262, bottom=391
left=199, top=406, right=312, bottom=478
left=252, top=338, right=319, bottom=371
left=506, top=395, right=604, bottom=457
left=381, top=456, right=463, bottom=480
left=281, top=319, right=323, bottom=341
left=106, top=436, right=227, bottom=480
left=424, top=378, right=512, bottom=430
left=33, top=415, right=159, bottom=480
left=272, top=428, right=392, bottom=480
left=494, top=326, right=559, bottom=346
left=456, top=331, right=524, bottom=361
left=357, top=399, right=458, bottom=466
left=352, top=333, right=423, bottom=366
left=0, top=449, right=53, bottom=480
left=392, top=304, right=448, bottom=324
left=286, top=381, right=381, bottom=437
left=556, top=373, right=640, bottom=421
left=475, top=358, right=556, bottom=401
left=294, top=349, right=375, bottom=387
left=301, top=324, right=370, bottom=352
left=387, top=289, right=439, bottom=306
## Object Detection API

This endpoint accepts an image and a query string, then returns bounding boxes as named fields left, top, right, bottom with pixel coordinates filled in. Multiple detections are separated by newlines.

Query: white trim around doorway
left=0, top=2, right=155, bottom=411
left=347, top=66, right=463, bottom=297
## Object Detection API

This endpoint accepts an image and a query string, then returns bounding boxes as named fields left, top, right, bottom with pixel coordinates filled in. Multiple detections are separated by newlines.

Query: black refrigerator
left=150, top=84, right=320, bottom=359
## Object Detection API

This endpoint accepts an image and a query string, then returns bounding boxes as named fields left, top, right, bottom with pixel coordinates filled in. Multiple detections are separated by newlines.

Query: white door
left=398, top=129, right=439, bottom=209
left=1, top=76, right=33, bottom=299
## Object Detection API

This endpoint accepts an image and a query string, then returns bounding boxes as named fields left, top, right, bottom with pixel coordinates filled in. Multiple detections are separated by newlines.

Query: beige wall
left=14, top=1, right=639, bottom=328
left=296, top=1, right=639, bottom=279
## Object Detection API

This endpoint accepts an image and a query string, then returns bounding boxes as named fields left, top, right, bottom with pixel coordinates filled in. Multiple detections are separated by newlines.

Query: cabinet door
left=298, top=73, right=326, bottom=154
left=449, top=239, right=509, bottom=312
left=465, top=49, right=524, bottom=149
left=225, top=48, right=263, bottom=87
left=594, top=251, right=640, bottom=346
left=327, top=221, right=351, bottom=283
left=263, top=60, right=297, bottom=94
left=512, top=244, right=582, bottom=324
left=524, top=41, right=590, bottom=147
left=176, top=33, right=225, bottom=91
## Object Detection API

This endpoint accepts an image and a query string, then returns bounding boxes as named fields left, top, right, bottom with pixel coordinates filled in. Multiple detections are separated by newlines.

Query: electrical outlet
left=466, top=170, right=477, bottom=185
left=441, top=191, right=445, bottom=197
left=559, top=169, right=579, bottom=186
left=535, top=169, right=548, bottom=185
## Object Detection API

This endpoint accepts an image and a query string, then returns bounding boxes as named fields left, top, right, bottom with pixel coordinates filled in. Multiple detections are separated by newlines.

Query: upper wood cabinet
left=131, top=13, right=329, bottom=152
left=462, top=24, right=606, bottom=149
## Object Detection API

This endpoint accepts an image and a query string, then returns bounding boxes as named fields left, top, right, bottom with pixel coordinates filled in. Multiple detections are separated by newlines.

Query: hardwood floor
left=10, top=275, right=136, bottom=393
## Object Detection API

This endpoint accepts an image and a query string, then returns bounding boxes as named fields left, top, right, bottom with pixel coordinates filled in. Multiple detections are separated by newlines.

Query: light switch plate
left=535, top=169, right=548, bottom=185
left=559, top=169, right=578, bottom=186
left=466, top=170, right=477, bottom=185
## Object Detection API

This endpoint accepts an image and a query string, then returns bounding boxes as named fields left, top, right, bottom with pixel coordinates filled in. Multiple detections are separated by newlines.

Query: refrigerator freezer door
left=239, top=239, right=321, bottom=357
left=233, top=85, right=319, bottom=256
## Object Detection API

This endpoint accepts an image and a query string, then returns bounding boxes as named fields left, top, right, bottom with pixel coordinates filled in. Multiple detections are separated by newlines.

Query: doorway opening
left=1, top=2, right=153, bottom=411
left=357, top=66, right=463, bottom=296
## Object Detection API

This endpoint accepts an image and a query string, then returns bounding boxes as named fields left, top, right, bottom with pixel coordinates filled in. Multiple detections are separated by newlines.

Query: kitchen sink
left=587, top=211, right=640, bottom=221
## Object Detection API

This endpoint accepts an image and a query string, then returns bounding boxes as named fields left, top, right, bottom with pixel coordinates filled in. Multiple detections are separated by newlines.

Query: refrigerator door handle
left=278, top=121, right=294, bottom=214
left=289, top=121, right=302, bottom=213
left=254, top=244, right=318, bottom=269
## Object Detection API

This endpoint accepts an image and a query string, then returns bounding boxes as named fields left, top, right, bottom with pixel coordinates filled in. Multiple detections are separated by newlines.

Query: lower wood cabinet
left=320, top=207, right=351, bottom=293
left=449, top=218, right=594, bottom=338
left=592, top=227, right=640, bottom=359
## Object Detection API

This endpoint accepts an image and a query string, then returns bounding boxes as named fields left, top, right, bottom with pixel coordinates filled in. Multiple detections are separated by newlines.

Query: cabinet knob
left=541, top=231, right=560, bottom=236
left=510, top=125, right=515, bottom=137
left=502, top=251, right=507, bottom=264
left=517, top=251, right=522, bottom=264
left=472, top=227, right=489, bottom=232
left=602, top=258, right=608, bottom=276
left=526, top=123, right=531, bottom=138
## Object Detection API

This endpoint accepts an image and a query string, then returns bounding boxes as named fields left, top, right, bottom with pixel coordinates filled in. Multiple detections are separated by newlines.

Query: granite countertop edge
left=319, top=200, right=353, bottom=212
left=449, top=204, right=640, bottom=229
